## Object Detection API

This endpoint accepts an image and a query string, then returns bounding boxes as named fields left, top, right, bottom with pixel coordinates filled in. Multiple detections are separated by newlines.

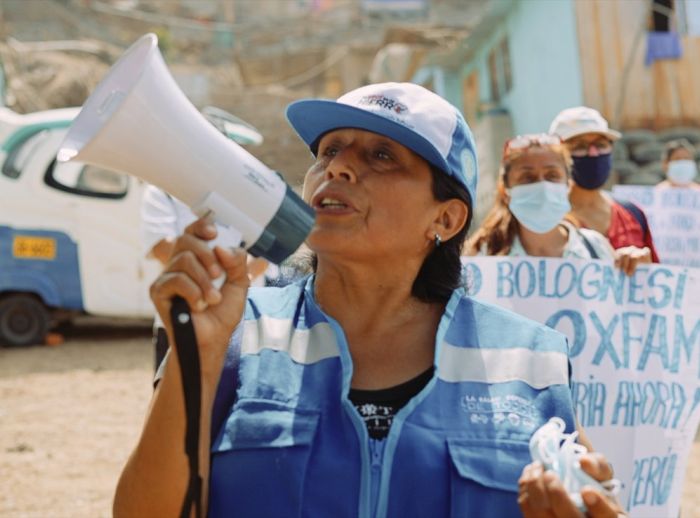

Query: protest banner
left=613, top=185, right=700, bottom=268
left=462, top=256, right=700, bottom=516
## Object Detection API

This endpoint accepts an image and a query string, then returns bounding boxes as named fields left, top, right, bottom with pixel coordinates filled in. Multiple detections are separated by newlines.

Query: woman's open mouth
left=311, top=191, right=356, bottom=214
left=318, top=197, right=348, bottom=210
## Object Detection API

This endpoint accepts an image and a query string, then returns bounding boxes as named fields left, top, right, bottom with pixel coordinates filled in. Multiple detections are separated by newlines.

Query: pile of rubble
left=0, top=39, right=113, bottom=113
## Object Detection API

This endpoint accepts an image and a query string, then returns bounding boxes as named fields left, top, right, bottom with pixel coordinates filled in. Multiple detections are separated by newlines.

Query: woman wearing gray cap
left=114, top=83, right=622, bottom=517
left=550, top=107, right=659, bottom=274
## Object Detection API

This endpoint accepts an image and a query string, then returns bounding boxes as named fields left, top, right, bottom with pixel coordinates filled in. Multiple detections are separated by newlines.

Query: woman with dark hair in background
left=114, top=83, right=621, bottom=517
left=465, top=133, right=614, bottom=261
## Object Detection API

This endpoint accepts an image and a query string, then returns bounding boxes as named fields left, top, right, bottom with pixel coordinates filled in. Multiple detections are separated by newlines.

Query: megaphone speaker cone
left=57, top=33, right=314, bottom=264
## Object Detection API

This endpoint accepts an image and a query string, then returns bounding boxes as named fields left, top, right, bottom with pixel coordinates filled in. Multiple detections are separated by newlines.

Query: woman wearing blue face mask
left=465, top=134, right=615, bottom=260
left=549, top=107, right=660, bottom=274
left=658, top=139, right=700, bottom=190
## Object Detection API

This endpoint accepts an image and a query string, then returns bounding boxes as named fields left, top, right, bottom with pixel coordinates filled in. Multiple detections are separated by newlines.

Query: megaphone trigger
left=191, top=191, right=249, bottom=249
left=185, top=203, right=243, bottom=292
left=214, top=225, right=245, bottom=253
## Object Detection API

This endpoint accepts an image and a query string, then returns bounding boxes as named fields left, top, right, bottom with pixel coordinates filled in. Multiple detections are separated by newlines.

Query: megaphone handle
left=170, top=295, right=203, bottom=518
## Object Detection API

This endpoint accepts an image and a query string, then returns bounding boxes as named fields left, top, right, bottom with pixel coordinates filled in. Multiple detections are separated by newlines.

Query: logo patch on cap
left=461, top=148, right=477, bottom=193
left=357, top=95, right=408, bottom=115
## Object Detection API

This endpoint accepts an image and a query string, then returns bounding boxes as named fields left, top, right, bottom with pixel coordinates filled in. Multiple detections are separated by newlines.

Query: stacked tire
left=614, top=127, right=700, bottom=186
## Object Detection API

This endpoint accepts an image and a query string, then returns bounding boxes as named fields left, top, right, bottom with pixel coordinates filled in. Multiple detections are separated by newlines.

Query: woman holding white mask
left=657, top=139, right=700, bottom=190
left=465, top=134, right=615, bottom=260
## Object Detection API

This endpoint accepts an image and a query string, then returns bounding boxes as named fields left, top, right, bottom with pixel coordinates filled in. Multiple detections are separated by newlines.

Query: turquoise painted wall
left=502, top=0, right=583, bottom=135
left=413, top=0, right=584, bottom=137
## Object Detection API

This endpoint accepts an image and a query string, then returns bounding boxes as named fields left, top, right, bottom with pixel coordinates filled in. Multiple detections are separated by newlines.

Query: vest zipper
left=342, top=399, right=373, bottom=518
left=369, top=438, right=385, bottom=517
left=309, top=280, right=401, bottom=518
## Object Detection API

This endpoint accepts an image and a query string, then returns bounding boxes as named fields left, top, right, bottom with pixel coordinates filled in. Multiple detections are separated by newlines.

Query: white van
left=0, top=106, right=159, bottom=346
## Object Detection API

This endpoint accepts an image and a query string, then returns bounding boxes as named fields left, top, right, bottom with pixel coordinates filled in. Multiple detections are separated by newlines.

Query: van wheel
left=0, top=295, right=50, bottom=347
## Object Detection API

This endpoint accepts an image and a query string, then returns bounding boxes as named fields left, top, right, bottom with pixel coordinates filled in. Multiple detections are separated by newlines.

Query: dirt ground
left=1, top=319, right=700, bottom=518
left=0, top=319, right=154, bottom=518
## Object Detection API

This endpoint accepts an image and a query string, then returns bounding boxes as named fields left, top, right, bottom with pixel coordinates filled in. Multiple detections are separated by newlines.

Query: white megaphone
left=57, top=33, right=314, bottom=264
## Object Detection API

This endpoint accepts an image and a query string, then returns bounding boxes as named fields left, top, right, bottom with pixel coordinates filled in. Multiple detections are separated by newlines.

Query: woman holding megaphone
left=114, top=83, right=623, bottom=517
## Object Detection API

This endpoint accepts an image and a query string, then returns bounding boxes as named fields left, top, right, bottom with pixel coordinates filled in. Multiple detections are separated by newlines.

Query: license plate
left=12, top=236, right=57, bottom=260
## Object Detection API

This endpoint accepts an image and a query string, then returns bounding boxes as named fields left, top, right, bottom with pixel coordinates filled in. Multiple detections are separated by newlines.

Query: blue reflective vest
left=209, top=277, right=575, bottom=517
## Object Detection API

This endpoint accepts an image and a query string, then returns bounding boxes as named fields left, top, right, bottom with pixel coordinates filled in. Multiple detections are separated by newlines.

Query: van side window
left=45, top=160, right=129, bottom=199
left=1, top=130, right=51, bottom=179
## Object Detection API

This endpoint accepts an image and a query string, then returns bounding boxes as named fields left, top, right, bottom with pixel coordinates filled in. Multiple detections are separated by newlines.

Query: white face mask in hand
left=667, top=159, right=698, bottom=185
left=507, top=181, right=571, bottom=234
left=529, top=417, right=621, bottom=513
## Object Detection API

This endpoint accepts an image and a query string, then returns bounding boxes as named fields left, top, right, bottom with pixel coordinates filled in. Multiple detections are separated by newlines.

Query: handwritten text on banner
left=462, top=257, right=700, bottom=516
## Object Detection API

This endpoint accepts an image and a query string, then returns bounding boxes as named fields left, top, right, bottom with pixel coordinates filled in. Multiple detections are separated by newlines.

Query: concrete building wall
left=470, top=109, right=514, bottom=227
left=413, top=0, right=585, bottom=225
left=501, top=0, right=584, bottom=135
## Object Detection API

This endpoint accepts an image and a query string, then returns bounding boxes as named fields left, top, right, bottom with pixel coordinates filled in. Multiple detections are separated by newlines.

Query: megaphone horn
left=58, top=33, right=314, bottom=264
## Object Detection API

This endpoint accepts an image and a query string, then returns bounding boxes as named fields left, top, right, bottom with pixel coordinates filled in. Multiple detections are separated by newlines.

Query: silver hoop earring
left=434, top=233, right=442, bottom=248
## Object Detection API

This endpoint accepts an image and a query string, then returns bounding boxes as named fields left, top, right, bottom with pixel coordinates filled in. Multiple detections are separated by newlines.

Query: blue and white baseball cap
left=286, top=82, right=478, bottom=207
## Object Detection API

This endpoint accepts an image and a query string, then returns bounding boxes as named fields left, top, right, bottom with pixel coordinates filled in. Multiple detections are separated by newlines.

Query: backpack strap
left=614, top=198, right=649, bottom=237
left=210, top=324, right=243, bottom=443
left=577, top=229, right=600, bottom=259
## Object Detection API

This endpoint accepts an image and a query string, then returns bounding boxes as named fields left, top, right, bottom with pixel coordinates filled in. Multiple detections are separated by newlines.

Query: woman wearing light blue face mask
left=658, top=139, right=700, bottom=190
left=466, top=134, right=615, bottom=259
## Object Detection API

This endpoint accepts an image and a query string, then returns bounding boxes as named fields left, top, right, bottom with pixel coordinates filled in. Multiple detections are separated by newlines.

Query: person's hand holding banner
left=613, top=185, right=700, bottom=268
left=614, top=246, right=652, bottom=276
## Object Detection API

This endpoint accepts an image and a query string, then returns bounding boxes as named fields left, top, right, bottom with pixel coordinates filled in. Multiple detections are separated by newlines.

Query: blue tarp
left=645, top=31, right=683, bottom=66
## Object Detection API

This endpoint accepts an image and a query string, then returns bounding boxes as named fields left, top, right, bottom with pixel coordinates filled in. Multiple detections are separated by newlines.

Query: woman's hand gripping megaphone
left=150, top=213, right=250, bottom=379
